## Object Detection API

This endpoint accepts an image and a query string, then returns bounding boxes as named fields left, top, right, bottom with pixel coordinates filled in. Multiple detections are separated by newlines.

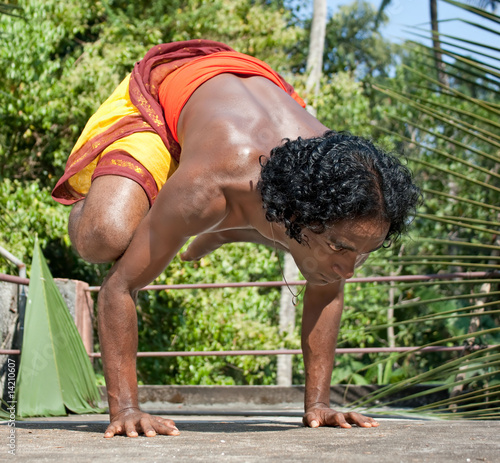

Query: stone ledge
left=98, top=384, right=447, bottom=409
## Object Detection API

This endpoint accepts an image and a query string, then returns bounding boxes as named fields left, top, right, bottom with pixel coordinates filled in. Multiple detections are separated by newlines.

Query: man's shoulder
left=178, top=73, right=296, bottom=142
left=178, top=113, right=274, bottom=185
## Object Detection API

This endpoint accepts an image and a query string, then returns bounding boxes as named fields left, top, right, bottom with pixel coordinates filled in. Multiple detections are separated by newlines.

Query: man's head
left=258, top=131, right=422, bottom=246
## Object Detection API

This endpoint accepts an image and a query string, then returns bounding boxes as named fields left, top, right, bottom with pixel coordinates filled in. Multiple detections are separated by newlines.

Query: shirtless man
left=54, top=41, right=421, bottom=438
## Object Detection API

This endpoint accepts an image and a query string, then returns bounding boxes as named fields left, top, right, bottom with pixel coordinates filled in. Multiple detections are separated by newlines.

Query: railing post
left=277, top=253, right=298, bottom=386
left=0, top=280, right=19, bottom=402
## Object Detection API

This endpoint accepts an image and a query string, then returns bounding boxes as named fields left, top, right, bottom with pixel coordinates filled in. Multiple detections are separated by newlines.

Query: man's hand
left=180, top=228, right=285, bottom=262
left=180, top=232, right=220, bottom=261
left=104, top=407, right=180, bottom=438
left=303, top=404, right=379, bottom=429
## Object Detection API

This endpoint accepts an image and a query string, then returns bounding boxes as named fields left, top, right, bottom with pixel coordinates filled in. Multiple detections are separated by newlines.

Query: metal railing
left=0, top=247, right=27, bottom=350
left=1, top=270, right=498, bottom=358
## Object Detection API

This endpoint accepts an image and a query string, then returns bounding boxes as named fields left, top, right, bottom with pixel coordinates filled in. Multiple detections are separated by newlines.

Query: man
left=53, top=40, right=421, bottom=438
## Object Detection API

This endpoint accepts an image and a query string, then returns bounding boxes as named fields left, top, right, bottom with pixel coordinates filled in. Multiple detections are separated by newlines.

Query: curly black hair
left=257, top=131, right=422, bottom=244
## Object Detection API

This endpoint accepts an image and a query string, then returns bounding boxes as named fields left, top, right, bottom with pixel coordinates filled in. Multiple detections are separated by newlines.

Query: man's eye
left=329, top=243, right=345, bottom=252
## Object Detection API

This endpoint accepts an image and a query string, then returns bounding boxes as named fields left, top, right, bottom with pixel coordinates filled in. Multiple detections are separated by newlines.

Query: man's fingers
left=302, top=411, right=321, bottom=428
left=304, top=410, right=351, bottom=428
left=156, top=421, right=180, bottom=436
left=104, top=422, right=126, bottom=438
left=303, top=409, right=380, bottom=429
left=140, top=416, right=180, bottom=436
left=124, top=420, right=139, bottom=437
left=156, top=417, right=180, bottom=435
left=104, top=423, right=118, bottom=438
left=104, top=413, right=180, bottom=438
left=345, top=412, right=379, bottom=428
left=157, top=417, right=177, bottom=428
left=140, top=417, right=157, bottom=437
left=323, top=412, right=351, bottom=428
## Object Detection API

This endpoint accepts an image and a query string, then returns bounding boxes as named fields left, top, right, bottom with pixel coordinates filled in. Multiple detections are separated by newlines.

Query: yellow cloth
left=67, top=74, right=178, bottom=197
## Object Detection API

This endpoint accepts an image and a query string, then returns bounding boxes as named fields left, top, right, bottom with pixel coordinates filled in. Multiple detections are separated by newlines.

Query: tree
left=276, top=0, right=327, bottom=388
left=305, top=0, right=327, bottom=96
left=324, top=0, right=395, bottom=80
left=378, top=0, right=499, bottom=84
left=377, top=0, right=449, bottom=85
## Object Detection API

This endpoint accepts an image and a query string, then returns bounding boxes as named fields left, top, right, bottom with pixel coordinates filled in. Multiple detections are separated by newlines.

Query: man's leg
left=68, top=175, right=150, bottom=264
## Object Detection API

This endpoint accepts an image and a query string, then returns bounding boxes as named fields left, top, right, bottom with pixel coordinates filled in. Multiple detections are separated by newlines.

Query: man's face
left=287, top=217, right=390, bottom=285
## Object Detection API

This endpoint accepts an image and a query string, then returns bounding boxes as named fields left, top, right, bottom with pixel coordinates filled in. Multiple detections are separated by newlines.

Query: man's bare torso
left=174, top=73, right=328, bottom=256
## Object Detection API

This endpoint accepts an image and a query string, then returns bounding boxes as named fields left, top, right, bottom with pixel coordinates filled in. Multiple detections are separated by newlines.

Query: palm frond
left=417, top=238, right=500, bottom=250
left=409, top=156, right=499, bottom=194
left=388, top=115, right=500, bottom=172
left=406, top=29, right=500, bottom=69
left=406, top=25, right=500, bottom=53
left=373, top=86, right=500, bottom=153
left=407, top=43, right=500, bottom=85
left=442, top=0, right=500, bottom=24
left=360, top=0, right=500, bottom=420
left=422, top=189, right=500, bottom=211
left=0, top=4, right=23, bottom=18
left=401, top=64, right=500, bottom=113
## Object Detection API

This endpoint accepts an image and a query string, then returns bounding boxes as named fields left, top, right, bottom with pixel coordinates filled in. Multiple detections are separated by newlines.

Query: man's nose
left=332, top=255, right=356, bottom=280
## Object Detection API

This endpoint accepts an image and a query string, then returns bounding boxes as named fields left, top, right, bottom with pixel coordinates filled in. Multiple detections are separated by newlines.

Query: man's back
left=169, top=73, right=328, bottom=251
left=178, top=73, right=327, bottom=173
left=175, top=73, right=324, bottom=221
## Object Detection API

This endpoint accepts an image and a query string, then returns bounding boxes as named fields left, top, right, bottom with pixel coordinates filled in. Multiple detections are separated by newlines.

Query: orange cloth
left=52, top=40, right=233, bottom=205
left=52, top=41, right=305, bottom=206
left=158, top=51, right=306, bottom=143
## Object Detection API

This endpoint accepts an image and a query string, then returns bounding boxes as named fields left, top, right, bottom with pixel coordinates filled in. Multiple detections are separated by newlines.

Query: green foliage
left=0, top=0, right=497, bottom=419
left=162, top=0, right=305, bottom=71
left=347, top=0, right=500, bottom=418
left=0, top=0, right=303, bottom=186
left=0, top=0, right=102, bottom=181
left=0, top=179, right=67, bottom=269
left=314, top=72, right=372, bottom=137
left=135, top=243, right=285, bottom=385
left=0, top=179, right=104, bottom=283
left=292, top=0, right=396, bottom=83
left=323, top=0, right=395, bottom=80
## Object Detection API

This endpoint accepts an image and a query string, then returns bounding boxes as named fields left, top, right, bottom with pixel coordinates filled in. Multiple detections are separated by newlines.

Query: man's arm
left=99, top=260, right=181, bottom=438
left=180, top=228, right=287, bottom=261
left=301, top=281, right=379, bottom=428
left=98, top=167, right=227, bottom=438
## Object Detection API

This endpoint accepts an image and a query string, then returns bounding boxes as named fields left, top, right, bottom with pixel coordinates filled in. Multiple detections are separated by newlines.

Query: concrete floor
left=3, top=413, right=499, bottom=463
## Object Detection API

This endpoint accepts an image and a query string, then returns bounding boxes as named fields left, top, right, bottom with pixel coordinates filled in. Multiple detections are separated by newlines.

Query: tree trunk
left=305, top=0, right=327, bottom=99
left=430, top=0, right=449, bottom=87
left=277, top=0, right=327, bottom=386
left=277, top=253, right=299, bottom=386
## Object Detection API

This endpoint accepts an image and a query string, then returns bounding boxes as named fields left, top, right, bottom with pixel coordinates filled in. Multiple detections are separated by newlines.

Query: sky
left=325, top=0, right=498, bottom=60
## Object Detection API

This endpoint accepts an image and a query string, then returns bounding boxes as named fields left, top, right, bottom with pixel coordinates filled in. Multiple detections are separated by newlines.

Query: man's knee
left=69, top=207, right=132, bottom=263
left=68, top=176, right=150, bottom=264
